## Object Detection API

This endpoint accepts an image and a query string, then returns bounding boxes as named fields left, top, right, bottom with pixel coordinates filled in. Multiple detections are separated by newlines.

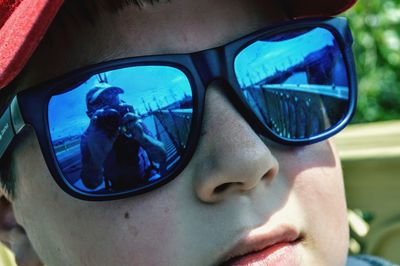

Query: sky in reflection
left=235, top=28, right=337, bottom=87
left=48, top=66, right=192, bottom=140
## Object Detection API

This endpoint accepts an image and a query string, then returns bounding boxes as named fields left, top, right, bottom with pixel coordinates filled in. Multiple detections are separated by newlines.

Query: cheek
left=274, top=141, right=338, bottom=179
left=12, top=130, right=185, bottom=265
left=274, top=141, right=346, bottom=210
left=276, top=141, right=349, bottom=264
left=105, top=186, right=185, bottom=264
left=278, top=140, right=345, bottom=207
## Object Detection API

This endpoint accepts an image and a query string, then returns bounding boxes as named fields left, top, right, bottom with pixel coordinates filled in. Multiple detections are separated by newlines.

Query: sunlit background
left=346, top=0, right=400, bottom=123
left=339, top=0, right=400, bottom=263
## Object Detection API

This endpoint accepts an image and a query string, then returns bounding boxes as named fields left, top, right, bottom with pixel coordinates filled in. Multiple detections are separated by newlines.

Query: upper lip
left=217, top=224, right=302, bottom=265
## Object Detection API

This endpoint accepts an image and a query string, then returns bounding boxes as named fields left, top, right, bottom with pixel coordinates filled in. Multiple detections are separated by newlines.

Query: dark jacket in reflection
left=80, top=120, right=155, bottom=191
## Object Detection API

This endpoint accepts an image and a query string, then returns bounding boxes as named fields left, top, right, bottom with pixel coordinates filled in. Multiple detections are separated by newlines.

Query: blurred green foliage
left=345, top=0, right=400, bottom=123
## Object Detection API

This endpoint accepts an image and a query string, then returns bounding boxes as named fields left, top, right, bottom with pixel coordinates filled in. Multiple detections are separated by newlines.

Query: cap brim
left=0, top=0, right=63, bottom=90
left=89, top=86, right=124, bottom=105
left=0, top=0, right=356, bottom=90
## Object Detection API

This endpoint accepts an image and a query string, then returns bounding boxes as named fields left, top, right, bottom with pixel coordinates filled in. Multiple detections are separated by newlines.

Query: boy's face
left=9, top=0, right=349, bottom=265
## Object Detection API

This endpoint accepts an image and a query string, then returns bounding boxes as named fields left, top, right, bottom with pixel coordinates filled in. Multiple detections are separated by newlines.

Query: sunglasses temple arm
left=0, top=96, right=26, bottom=159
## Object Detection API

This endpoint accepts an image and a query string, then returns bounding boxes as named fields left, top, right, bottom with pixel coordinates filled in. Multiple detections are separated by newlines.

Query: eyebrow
left=58, top=0, right=169, bottom=25
left=96, top=0, right=168, bottom=12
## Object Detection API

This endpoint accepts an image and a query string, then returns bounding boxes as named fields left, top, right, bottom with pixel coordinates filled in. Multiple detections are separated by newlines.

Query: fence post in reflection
left=168, top=109, right=183, bottom=150
left=153, top=100, right=184, bottom=157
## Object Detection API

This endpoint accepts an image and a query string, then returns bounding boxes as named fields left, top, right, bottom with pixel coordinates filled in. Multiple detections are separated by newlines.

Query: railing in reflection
left=260, top=83, right=349, bottom=100
left=243, top=83, right=348, bottom=139
left=148, top=109, right=192, bottom=170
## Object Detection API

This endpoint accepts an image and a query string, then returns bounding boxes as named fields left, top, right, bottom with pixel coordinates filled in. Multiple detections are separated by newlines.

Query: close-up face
left=7, top=0, right=349, bottom=265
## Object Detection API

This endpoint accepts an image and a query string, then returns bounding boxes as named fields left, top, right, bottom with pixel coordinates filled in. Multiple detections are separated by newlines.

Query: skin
left=1, top=0, right=349, bottom=265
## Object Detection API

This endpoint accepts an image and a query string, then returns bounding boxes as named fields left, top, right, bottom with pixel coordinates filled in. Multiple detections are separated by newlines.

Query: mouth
left=218, top=225, right=304, bottom=266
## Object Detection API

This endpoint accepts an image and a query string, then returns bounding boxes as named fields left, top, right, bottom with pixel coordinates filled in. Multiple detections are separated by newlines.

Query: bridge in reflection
left=142, top=109, right=192, bottom=171
left=241, top=82, right=348, bottom=139
left=259, top=83, right=348, bottom=100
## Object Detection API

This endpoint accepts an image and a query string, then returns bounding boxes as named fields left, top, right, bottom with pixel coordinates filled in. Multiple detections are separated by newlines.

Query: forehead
left=16, top=0, right=286, bottom=91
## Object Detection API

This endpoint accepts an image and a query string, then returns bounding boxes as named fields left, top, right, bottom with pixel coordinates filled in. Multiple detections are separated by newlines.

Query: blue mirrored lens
left=234, top=27, right=349, bottom=140
left=48, top=66, right=193, bottom=194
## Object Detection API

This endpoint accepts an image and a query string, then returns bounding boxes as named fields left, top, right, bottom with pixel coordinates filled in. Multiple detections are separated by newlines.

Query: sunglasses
left=0, top=17, right=357, bottom=201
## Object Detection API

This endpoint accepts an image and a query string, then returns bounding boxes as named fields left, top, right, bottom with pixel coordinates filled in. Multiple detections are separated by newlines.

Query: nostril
left=214, top=183, right=231, bottom=194
left=214, top=182, right=243, bottom=194
left=262, top=168, right=277, bottom=184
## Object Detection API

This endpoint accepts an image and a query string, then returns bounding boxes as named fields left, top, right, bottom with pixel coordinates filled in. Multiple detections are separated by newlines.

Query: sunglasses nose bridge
left=191, top=48, right=227, bottom=87
left=191, top=49, right=268, bottom=141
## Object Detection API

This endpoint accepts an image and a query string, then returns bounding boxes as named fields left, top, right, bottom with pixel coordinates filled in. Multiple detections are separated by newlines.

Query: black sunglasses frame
left=2, top=17, right=357, bottom=201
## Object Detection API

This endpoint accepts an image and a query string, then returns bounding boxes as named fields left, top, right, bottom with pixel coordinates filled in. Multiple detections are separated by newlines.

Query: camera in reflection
left=86, top=85, right=142, bottom=138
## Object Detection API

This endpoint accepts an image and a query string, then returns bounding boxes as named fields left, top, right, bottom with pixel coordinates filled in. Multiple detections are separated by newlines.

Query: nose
left=192, top=82, right=279, bottom=203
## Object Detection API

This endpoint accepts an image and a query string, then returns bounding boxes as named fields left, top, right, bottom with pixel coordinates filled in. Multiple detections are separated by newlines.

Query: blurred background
left=346, top=0, right=400, bottom=124
left=339, top=0, right=400, bottom=263
left=1, top=0, right=400, bottom=265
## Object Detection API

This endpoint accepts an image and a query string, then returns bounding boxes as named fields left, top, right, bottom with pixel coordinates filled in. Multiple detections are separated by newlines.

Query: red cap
left=0, top=0, right=357, bottom=90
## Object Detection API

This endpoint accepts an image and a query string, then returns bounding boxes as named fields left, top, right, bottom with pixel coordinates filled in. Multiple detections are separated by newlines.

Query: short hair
left=0, top=144, right=16, bottom=199
left=0, top=86, right=17, bottom=199
left=0, top=0, right=167, bottom=198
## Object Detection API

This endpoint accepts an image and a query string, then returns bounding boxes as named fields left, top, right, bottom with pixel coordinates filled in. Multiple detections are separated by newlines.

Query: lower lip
left=227, top=241, right=301, bottom=266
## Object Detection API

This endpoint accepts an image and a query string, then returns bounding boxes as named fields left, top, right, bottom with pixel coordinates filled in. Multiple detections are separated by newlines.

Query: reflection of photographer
left=80, top=84, right=167, bottom=190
